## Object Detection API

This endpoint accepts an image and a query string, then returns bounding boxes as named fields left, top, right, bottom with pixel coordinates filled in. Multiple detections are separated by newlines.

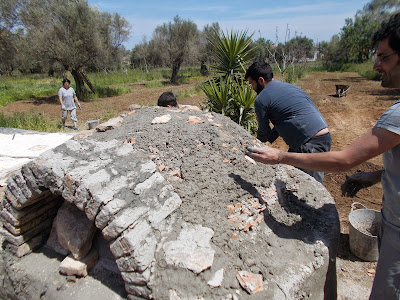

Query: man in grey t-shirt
left=58, top=78, right=81, bottom=130
left=245, top=62, right=331, bottom=184
left=246, top=13, right=400, bottom=299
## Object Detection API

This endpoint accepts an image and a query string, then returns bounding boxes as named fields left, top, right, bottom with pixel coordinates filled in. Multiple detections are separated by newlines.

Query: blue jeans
left=288, top=132, right=332, bottom=184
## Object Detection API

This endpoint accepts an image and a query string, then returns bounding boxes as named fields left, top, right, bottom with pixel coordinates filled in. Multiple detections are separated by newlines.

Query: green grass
left=176, top=84, right=204, bottom=99
left=345, top=60, right=380, bottom=80
left=145, top=81, right=165, bottom=88
left=101, top=109, right=118, bottom=122
left=0, top=76, right=61, bottom=107
left=83, top=86, right=131, bottom=99
left=0, top=67, right=206, bottom=108
left=0, top=111, right=60, bottom=132
left=322, top=59, right=380, bottom=80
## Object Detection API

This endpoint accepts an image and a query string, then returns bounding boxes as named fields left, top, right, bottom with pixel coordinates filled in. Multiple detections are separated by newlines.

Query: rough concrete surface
left=0, top=127, right=75, bottom=185
left=0, top=106, right=340, bottom=299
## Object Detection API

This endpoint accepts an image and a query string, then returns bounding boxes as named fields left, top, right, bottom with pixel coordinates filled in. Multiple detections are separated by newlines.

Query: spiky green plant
left=201, top=76, right=233, bottom=116
left=207, top=30, right=257, bottom=76
left=230, top=78, right=257, bottom=128
left=202, top=29, right=258, bottom=131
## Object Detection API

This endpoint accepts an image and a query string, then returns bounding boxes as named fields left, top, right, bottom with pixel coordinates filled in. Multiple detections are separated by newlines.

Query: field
left=1, top=70, right=399, bottom=299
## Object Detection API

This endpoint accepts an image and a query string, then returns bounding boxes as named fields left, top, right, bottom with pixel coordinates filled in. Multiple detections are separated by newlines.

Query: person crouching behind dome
left=157, top=91, right=178, bottom=107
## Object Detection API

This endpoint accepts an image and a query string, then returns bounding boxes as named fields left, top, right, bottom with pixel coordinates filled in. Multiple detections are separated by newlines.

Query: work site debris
left=96, top=116, right=124, bottom=132
left=228, top=198, right=266, bottom=240
left=207, top=268, right=224, bottom=287
left=236, top=271, right=263, bottom=294
left=187, top=116, right=204, bottom=124
left=245, top=155, right=257, bottom=165
left=151, top=114, right=171, bottom=124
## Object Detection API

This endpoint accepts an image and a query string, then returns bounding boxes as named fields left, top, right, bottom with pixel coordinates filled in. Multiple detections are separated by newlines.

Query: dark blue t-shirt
left=255, top=80, right=328, bottom=150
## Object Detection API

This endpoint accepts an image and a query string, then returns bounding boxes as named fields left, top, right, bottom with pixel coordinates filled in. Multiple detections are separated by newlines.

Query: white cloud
left=241, top=2, right=339, bottom=18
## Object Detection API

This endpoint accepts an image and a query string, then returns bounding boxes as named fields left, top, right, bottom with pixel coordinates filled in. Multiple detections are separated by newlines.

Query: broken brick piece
left=231, top=232, right=239, bottom=240
left=227, top=205, right=235, bottom=215
left=236, top=271, right=263, bottom=294
left=228, top=216, right=238, bottom=223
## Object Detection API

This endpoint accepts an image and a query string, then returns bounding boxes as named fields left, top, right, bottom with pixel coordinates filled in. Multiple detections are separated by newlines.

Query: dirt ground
left=1, top=71, right=399, bottom=299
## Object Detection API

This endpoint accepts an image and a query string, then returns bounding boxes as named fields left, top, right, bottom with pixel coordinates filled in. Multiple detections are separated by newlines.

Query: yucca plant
left=230, top=78, right=257, bottom=128
left=207, top=30, right=257, bottom=76
left=202, top=29, right=259, bottom=131
left=201, top=75, right=233, bottom=116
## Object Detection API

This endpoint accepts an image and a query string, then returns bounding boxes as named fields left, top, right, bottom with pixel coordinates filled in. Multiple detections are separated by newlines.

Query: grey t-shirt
left=375, top=99, right=400, bottom=227
left=58, top=87, right=76, bottom=110
left=254, top=80, right=328, bottom=150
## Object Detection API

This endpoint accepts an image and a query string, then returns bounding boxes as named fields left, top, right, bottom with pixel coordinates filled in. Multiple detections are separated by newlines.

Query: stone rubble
left=59, top=248, right=99, bottom=277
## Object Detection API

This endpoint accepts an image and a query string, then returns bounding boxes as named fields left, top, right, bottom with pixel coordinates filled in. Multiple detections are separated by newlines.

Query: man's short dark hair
left=62, top=78, right=71, bottom=84
left=373, top=12, right=400, bottom=53
left=157, top=91, right=178, bottom=107
left=245, top=62, right=273, bottom=82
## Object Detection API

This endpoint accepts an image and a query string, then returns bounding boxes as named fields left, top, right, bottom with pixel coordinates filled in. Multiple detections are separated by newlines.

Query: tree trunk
left=71, top=69, right=85, bottom=98
left=170, top=63, right=181, bottom=85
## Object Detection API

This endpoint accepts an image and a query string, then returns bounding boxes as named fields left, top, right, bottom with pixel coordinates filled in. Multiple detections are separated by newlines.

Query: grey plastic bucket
left=87, top=120, right=100, bottom=130
left=348, top=202, right=381, bottom=261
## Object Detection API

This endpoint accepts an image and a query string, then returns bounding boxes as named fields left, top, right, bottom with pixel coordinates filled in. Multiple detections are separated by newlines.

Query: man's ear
left=258, top=77, right=266, bottom=85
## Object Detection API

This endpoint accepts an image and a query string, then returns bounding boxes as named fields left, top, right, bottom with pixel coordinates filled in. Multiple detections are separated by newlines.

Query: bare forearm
left=279, top=150, right=358, bottom=172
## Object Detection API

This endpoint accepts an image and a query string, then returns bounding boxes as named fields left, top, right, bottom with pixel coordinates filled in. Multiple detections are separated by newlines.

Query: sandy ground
left=1, top=70, right=399, bottom=299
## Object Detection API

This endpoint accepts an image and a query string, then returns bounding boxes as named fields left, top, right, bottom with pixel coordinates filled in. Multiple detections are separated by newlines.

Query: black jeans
left=288, top=132, right=332, bottom=184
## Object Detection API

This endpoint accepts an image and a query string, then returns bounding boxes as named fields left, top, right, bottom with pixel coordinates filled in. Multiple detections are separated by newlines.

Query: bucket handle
left=351, top=202, right=368, bottom=212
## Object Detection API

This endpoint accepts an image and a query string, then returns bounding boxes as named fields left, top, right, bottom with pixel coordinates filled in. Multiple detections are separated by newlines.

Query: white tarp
left=0, top=128, right=75, bottom=185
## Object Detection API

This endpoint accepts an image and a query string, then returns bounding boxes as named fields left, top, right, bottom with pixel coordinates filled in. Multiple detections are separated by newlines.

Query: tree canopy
left=1, top=0, right=131, bottom=96
left=152, top=15, right=199, bottom=84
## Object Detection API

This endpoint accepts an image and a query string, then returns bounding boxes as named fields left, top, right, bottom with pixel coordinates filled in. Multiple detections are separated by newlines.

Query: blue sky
left=88, top=0, right=371, bottom=50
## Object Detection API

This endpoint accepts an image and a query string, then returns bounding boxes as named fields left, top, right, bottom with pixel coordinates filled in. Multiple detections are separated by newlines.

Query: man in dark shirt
left=245, top=62, right=331, bottom=184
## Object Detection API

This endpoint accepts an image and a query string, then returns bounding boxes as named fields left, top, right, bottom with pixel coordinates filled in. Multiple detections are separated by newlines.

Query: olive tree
left=0, top=0, right=22, bottom=74
left=152, top=15, right=199, bottom=84
left=20, top=0, right=130, bottom=96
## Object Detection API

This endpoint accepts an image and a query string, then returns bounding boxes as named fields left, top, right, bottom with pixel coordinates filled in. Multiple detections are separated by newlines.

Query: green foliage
left=202, top=29, right=258, bottom=131
left=208, top=30, right=256, bottom=76
left=1, top=68, right=199, bottom=106
left=83, top=86, right=131, bottom=99
left=346, top=59, right=381, bottom=80
left=199, top=22, right=221, bottom=66
left=320, top=2, right=400, bottom=67
left=201, top=75, right=256, bottom=129
left=230, top=78, right=257, bottom=130
left=153, top=15, right=199, bottom=84
left=202, top=76, right=233, bottom=116
left=202, top=76, right=256, bottom=132
left=176, top=85, right=203, bottom=99
left=250, top=37, right=274, bottom=63
left=0, top=0, right=131, bottom=85
left=0, top=76, right=60, bottom=107
left=145, top=81, right=165, bottom=88
left=0, top=111, right=60, bottom=132
left=339, top=16, right=380, bottom=63
left=285, top=66, right=308, bottom=83
left=101, top=109, right=118, bottom=122
left=285, top=36, right=314, bottom=60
